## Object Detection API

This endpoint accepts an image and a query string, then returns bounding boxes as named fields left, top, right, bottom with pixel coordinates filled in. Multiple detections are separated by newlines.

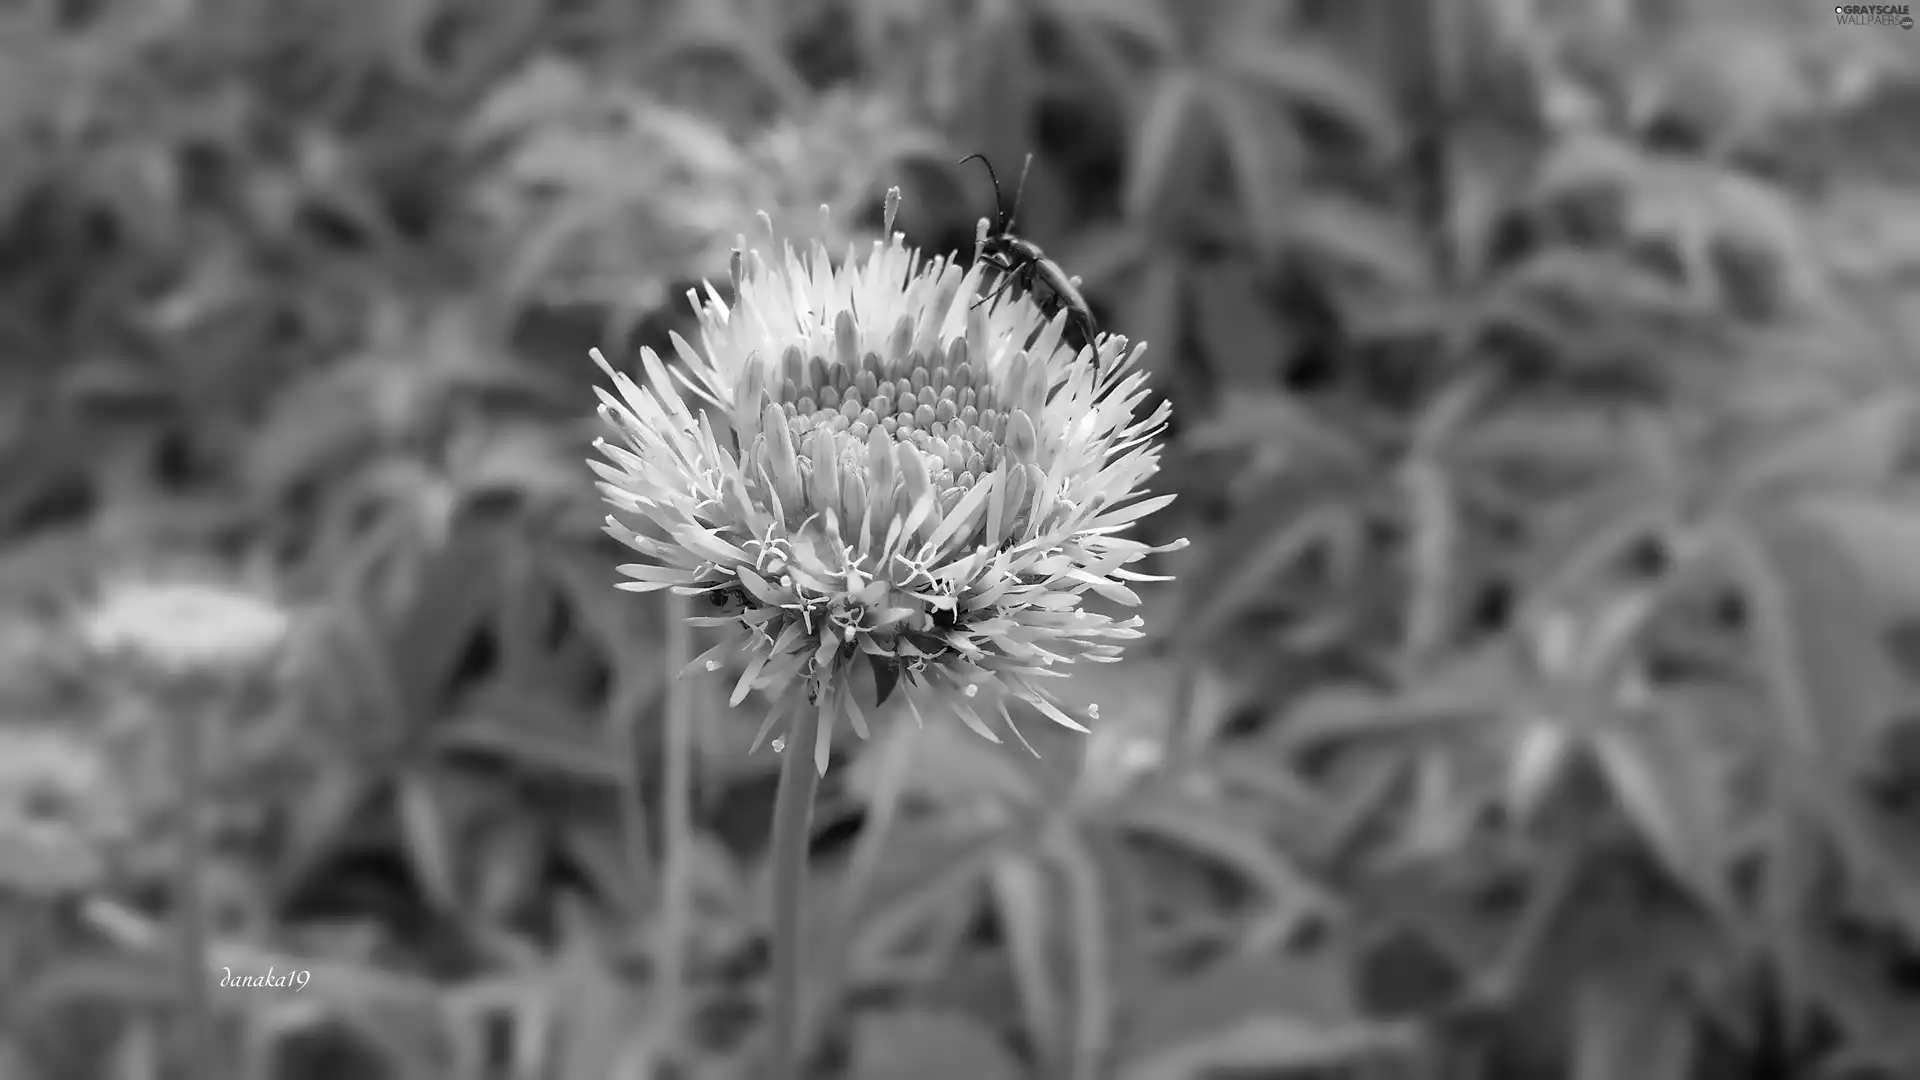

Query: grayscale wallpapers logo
left=1837, top=3, right=1914, bottom=26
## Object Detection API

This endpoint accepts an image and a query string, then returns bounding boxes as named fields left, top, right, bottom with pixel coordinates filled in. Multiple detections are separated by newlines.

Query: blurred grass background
left=5, top=0, right=1920, bottom=1077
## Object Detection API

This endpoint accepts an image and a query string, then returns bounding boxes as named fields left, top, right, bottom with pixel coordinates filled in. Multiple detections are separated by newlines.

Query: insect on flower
left=589, top=190, right=1184, bottom=775
left=960, top=153, right=1100, bottom=363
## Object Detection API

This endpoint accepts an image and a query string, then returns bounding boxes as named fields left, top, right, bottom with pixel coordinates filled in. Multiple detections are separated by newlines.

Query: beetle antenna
left=1009, top=153, right=1033, bottom=232
left=957, top=154, right=1005, bottom=233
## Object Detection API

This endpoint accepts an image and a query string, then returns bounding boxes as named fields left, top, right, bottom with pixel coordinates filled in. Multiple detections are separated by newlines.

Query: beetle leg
left=972, top=261, right=1027, bottom=309
left=972, top=275, right=1019, bottom=309
left=972, top=276, right=1021, bottom=310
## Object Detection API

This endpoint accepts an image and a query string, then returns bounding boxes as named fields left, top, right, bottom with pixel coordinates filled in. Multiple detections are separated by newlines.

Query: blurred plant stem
left=803, top=721, right=920, bottom=1058
left=766, top=703, right=823, bottom=1079
left=655, top=594, right=695, bottom=1053
left=166, top=688, right=218, bottom=1080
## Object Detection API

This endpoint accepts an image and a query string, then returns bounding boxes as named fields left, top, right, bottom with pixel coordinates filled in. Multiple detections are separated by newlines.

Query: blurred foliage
left=4, top=0, right=1920, bottom=1077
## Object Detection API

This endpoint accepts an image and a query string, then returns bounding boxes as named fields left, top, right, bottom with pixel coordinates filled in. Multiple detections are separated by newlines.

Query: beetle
left=958, top=152, right=1100, bottom=360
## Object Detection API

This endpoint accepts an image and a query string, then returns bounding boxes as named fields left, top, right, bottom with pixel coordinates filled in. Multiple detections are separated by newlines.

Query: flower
left=590, top=191, right=1185, bottom=774
left=79, top=576, right=291, bottom=680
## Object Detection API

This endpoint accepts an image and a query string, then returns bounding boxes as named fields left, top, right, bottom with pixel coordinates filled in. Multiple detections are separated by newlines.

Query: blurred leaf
left=846, top=823, right=1007, bottom=980
left=1730, top=393, right=1918, bottom=497
left=382, top=536, right=508, bottom=725
left=1048, top=655, right=1234, bottom=779
left=436, top=711, right=624, bottom=786
left=1190, top=258, right=1290, bottom=387
left=105, top=1019, right=161, bottom=1080
left=1201, top=75, right=1299, bottom=250
left=848, top=1009, right=1022, bottom=1080
left=1122, top=254, right=1188, bottom=382
left=1822, top=789, right=1920, bottom=943
left=1818, top=184, right=1920, bottom=279
left=19, top=952, right=170, bottom=1015
left=244, top=359, right=423, bottom=498
left=1281, top=192, right=1435, bottom=290
left=846, top=716, right=1050, bottom=807
left=1478, top=248, right=1716, bottom=345
left=1059, top=223, right=1151, bottom=293
left=1178, top=496, right=1354, bottom=645
left=1588, top=706, right=1737, bottom=917
left=274, top=762, right=379, bottom=899
left=1787, top=920, right=1920, bottom=1072
left=1399, top=456, right=1457, bottom=659
left=1049, top=0, right=1179, bottom=53
left=454, top=425, right=596, bottom=513
left=1124, top=71, right=1205, bottom=221
left=542, top=911, right=656, bottom=1080
left=1048, top=825, right=1115, bottom=1076
left=1532, top=135, right=1810, bottom=276
left=1795, top=492, right=1920, bottom=609
left=1114, top=954, right=1414, bottom=1080
left=989, top=852, right=1063, bottom=1067
left=1572, top=978, right=1694, bottom=1080
left=751, top=90, right=945, bottom=228
left=396, top=769, right=460, bottom=913
left=1282, top=645, right=1517, bottom=748
left=466, top=68, right=752, bottom=313
left=1722, top=503, right=1907, bottom=763
left=1222, top=37, right=1402, bottom=159
left=0, top=830, right=104, bottom=895
left=1112, top=786, right=1340, bottom=926
left=650, top=0, right=812, bottom=108
left=946, top=6, right=1037, bottom=183
left=1183, top=390, right=1373, bottom=466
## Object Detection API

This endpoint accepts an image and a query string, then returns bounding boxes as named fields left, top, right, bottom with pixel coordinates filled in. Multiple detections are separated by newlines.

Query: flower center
left=738, top=312, right=1049, bottom=558
left=781, top=337, right=1001, bottom=488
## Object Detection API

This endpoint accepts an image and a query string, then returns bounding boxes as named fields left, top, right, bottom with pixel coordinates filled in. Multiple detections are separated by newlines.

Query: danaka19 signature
left=220, top=966, right=310, bottom=991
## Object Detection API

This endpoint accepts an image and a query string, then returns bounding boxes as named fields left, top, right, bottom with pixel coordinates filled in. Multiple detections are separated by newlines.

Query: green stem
left=766, top=701, right=824, bottom=1079
left=169, top=695, right=217, bottom=1080
left=657, top=595, right=694, bottom=1043
left=804, top=722, right=918, bottom=1057
left=616, top=668, right=653, bottom=903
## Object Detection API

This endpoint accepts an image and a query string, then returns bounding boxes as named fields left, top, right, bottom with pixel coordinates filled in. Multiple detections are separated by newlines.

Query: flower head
left=590, top=191, right=1184, bottom=773
left=79, top=575, right=291, bottom=681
